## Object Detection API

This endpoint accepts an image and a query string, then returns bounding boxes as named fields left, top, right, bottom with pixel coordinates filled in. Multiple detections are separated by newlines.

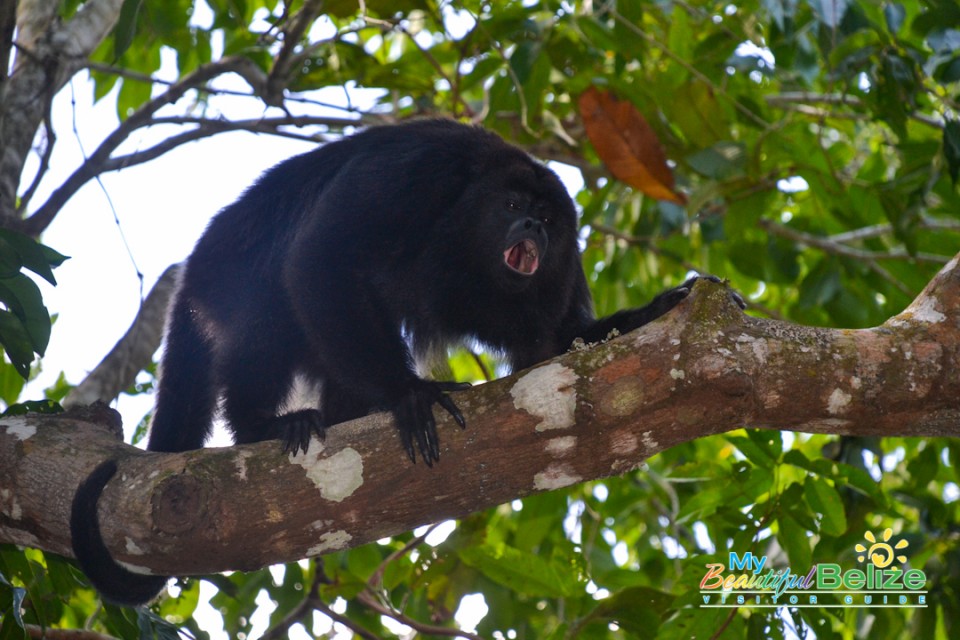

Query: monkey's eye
left=539, top=216, right=551, bottom=224
left=505, top=199, right=523, bottom=212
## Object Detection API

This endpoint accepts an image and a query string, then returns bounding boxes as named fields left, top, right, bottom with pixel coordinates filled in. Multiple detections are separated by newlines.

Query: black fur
left=70, top=460, right=169, bottom=606
left=71, top=119, right=706, bottom=605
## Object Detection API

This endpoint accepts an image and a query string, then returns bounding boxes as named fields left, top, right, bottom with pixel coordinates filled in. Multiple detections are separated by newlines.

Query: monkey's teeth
left=504, top=240, right=539, bottom=275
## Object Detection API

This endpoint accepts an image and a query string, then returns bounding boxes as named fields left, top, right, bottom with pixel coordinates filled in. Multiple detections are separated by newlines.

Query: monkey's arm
left=570, top=275, right=743, bottom=345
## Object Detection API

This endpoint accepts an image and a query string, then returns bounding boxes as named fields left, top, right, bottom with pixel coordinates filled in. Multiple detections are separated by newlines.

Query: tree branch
left=1, top=253, right=958, bottom=579
left=266, top=0, right=326, bottom=105
left=1, top=0, right=124, bottom=226
left=760, top=219, right=917, bottom=296
left=21, top=56, right=270, bottom=234
left=765, top=92, right=945, bottom=129
left=66, top=264, right=182, bottom=408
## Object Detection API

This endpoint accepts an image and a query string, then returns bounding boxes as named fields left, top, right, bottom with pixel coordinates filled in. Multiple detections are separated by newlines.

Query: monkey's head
left=432, top=143, right=581, bottom=301
left=486, top=160, right=579, bottom=294
left=502, top=199, right=548, bottom=277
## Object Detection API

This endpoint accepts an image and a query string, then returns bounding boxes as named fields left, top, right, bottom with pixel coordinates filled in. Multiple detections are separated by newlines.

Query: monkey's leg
left=220, top=334, right=323, bottom=455
left=149, top=298, right=218, bottom=452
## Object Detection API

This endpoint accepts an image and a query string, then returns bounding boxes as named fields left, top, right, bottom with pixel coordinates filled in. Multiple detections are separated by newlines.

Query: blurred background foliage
left=2, top=0, right=960, bottom=638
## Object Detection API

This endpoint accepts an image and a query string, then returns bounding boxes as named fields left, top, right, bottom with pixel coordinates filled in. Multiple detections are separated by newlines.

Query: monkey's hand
left=577, top=274, right=745, bottom=344
left=395, top=380, right=471, bottom=466
left=629, top=274, right=746, bottom=329
left=646, top=274, right=746, bottom=319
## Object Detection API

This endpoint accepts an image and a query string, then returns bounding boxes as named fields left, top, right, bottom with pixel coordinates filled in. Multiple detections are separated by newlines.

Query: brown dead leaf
left=578, top=87, right=686, bottom=205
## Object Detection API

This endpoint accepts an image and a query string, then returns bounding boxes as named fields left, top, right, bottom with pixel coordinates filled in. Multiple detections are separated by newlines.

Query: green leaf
left=2, top=400, right=62, bottom=416
left=678, top=465, right=773, bottom=523
left=113, top=0, right=144, bottom=59
left=587, top=586, right=674, bottom=637
left=906, top=443, right=939, bottom=488
left=0, top=358, right=25, bottom=405
left=0, top=230, right=67, bottom=286
left=578, top=17, right=620, bottom=54
left=778, top=514, right=813, bottom=569
left=726, top=434, right=777, bottom=468
left=117, top=75, right=153, bottom=120
left=670, top=83, right=729, bottom=147
left=884, top=2, right=906, bottom=33
left=810, top=0, right=851, bottom=28
left=459, top=542, right=580, bottom=598
left=0, top=274, right=51, bottom=356
left=0, top=310, right=37, bottom=378
left=803, top=476, right=847, bottom=536
left=798, top=259, right=842, bottom=308
left=685, top=142, right=746, bottom=179
left=936, top=56, right=960, bottom=83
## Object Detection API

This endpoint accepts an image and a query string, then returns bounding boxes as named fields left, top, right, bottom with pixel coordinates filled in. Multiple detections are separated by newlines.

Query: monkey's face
left=502, top=198, right=548, bottom=277
left=490, top=189, right=578, bottom=293
left=445, top=156, right=579, bottom=296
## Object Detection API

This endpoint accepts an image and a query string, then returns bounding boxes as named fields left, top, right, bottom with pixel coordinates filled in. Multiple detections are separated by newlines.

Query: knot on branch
left=152, top=473, right=206, bottom=536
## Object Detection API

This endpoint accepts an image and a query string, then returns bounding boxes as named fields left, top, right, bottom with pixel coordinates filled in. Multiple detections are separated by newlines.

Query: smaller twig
left=368, top=524, right=438, bottom=591
left=356, top=589, right=484, bottom=640
left=266, top=0, right=325, bottom=103
left=25, top=624, right=119, bottom=640
left=312, top=598, right=381, bottom=640
left=829, top=219, right=960, bottom=243
left=760, top=219, right=951, bottom=265
left=16, top=97, right=56, bottom=213
left=759, top=220, right=918, bottom=297
left=766, top=92, right=944, bottom=129
left=590, top=223, right=702, bottom=274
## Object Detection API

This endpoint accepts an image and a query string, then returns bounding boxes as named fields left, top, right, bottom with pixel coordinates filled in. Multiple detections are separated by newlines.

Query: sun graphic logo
left=855, top=528, right=909, bottom=568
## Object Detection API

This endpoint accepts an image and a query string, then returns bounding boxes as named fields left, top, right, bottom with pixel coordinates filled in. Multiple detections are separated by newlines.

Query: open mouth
left=504, top=239, right=540, bottom=275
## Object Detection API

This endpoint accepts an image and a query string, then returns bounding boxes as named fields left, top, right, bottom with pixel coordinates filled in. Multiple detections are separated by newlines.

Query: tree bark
left=0, top=253, right=958, bottom=578
left=65, top=264, right=182, bottom=407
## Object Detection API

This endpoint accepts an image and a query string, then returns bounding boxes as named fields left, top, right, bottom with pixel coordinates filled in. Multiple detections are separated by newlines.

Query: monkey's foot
left=276, top=409, right=327, bottom=455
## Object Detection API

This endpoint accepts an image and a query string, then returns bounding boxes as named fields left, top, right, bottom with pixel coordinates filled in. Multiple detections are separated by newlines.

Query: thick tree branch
left=1, top=253, right=958, bottom=579
left=66, top=264, right=182, bottom=408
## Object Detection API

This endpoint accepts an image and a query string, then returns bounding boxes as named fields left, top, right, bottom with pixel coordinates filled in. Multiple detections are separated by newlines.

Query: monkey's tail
left=70, top=460, right=169, bottom=606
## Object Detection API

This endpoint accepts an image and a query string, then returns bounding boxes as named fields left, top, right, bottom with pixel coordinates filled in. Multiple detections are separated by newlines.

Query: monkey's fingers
left=436, top=394, right=466, bottom=429
left=729, top=289, right=747, bottom=310
left=298, top=426, right=311, bottom=455
left=400, top=429, right=417, bottom=465
left=437, top=381, right=472, bottom=392
left=395, top=396, right=435, bottom=466
left=277, top=409, right=325, bottom=455
left=686, top=274, right=746, bottom=309
left=420, top=403, right=441, bottom=465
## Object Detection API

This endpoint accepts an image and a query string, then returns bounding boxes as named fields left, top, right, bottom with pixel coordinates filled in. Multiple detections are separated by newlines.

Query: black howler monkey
left=71, top=119, right=716, bottom=606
